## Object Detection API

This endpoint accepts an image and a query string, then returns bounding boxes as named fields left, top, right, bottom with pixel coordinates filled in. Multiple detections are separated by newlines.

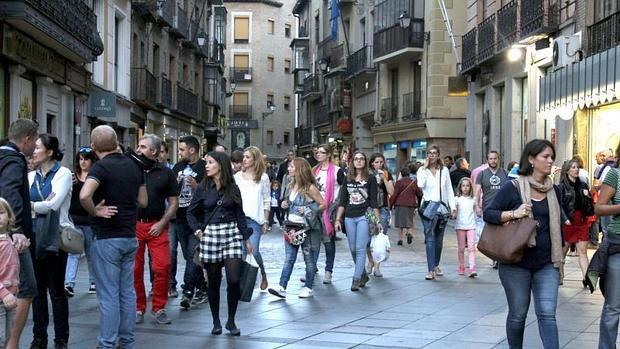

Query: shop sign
left=232, top=129, right=250, bottom=149
left=383, top=143, right=397, bottom=151
left=88, top=90, right=116, bottom=118
left=227, top=119, right=258, bottom=129
left=411, top=140, right=427, bottom=148
left=399, top=141, right=409, bottom=149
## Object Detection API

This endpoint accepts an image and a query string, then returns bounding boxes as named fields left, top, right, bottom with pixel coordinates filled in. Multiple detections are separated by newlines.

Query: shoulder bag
left=193, top=194, right=223, bottom=267
left=420, top=168, right=450, bottom=220
left=476, top=181, right=539, bottom=264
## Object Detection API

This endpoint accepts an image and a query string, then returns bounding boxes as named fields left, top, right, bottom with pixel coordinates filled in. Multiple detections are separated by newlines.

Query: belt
left=137, top=217, right=160, bottom=223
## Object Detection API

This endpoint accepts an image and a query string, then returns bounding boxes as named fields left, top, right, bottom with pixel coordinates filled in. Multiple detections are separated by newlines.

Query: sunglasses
left=79, top=147, right=93, bottom=154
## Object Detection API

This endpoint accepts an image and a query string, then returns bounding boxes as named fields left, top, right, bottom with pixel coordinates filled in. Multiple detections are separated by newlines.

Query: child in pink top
left=0, top=197, right=20, bottom=348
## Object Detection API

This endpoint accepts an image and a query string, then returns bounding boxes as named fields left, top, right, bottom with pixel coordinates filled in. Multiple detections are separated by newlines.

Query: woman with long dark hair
left=485, top=139, right=564, bottom=348
left=28, top=134, right=73, bottom=349
left=187, top=151, right=253, bottom=336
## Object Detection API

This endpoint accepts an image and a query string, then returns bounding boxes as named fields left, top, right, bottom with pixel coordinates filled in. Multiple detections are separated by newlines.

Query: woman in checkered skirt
left=187, top=151, right=254, bottom=336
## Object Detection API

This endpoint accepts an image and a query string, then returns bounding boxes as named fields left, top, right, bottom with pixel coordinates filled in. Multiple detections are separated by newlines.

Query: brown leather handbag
left=477, top=217, right=538, bottom=264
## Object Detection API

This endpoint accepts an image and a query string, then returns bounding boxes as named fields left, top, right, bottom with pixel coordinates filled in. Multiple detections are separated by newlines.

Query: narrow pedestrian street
left=21, top=220, right=608, bottom=349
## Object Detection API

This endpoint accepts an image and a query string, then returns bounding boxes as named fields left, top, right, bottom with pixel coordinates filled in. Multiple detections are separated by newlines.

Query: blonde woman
left=234, top=146, right=271, bottom=290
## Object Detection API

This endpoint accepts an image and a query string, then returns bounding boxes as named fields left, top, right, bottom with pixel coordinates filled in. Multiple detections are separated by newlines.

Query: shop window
left=234, top=17, right=250, bottom=43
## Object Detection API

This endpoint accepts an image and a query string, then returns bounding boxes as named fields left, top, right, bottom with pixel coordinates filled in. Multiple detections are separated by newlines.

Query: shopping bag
left=370, top=232, right=391, bottom=263
left=239, top=254, right=258, bottom=302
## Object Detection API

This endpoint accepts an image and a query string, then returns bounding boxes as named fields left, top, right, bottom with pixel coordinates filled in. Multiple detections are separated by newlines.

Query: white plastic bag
left=371, top=232, right=391, bottom=263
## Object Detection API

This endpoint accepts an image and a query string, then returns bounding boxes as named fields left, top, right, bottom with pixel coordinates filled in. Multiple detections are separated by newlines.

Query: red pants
left=134, top=221, right=170, bottom=313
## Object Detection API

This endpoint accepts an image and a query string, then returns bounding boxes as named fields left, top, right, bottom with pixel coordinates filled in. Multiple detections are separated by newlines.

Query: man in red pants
left=134, top=134, right=179, bottom=324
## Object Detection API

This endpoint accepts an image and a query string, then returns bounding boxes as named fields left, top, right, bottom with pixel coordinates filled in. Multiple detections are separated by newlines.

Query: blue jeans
left=246, top=219, right=266, bottom=274
left=379, top=207, right=390, bottom=234
left=92, top=238, right=138, bottom=349
left=168, top=223, right=178, bottom=289
left=65, top=225, right=95, bottom=287
left=344, top=216, right=369, bottom=280
left=312, top=235, right=335, bottom=273
left=599, top=254, right=620, bottom=348
left=498, top=263, right=560, bottom=349
left=419, top=213, right=448, bottom=272
left=279, top=235, right=316, bottom=289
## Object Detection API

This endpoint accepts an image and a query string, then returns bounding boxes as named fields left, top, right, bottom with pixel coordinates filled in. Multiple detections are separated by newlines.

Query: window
left=266, top=130, right=274, bottom=145
left=234, top=16, right=249, bottom=43
left=283, top=131, right=290, bottom=146
left=114, top=16, right=121, bottom=92
left=595, top=0, right=620, bottom=21
left=284, top=95, right=290, bottom=110
left=267, top=93, right=274, bottom=106
left=285, top=23, right=291, bottom=37
left=267, top=56, right=274, bottom=71
left=234, top=54, right=249, bottom=68
left=284, top=59, right=291, bottom=73
left=268, top=19, right=275, bottom=34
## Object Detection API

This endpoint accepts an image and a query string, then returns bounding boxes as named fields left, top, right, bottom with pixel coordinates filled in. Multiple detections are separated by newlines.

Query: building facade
left=224, top=0, right=296, bottom=160
left=0, top=0, right=103, bottom=164
left=291, top=0, right=467, bottom=173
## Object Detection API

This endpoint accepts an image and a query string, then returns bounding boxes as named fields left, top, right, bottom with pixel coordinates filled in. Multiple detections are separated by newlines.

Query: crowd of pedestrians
left=3, top=117, right=620, bottom=349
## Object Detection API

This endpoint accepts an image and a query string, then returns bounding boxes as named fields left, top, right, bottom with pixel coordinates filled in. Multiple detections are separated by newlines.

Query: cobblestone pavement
left=19, top=220, right=612, bottom=348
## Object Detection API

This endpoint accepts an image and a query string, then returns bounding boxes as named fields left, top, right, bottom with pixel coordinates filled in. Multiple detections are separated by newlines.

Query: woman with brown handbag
left=484, top=139, right=564, bottom=349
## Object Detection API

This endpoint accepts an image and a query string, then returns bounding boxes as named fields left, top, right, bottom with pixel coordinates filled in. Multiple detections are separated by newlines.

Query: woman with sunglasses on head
left=64, top=146, right=98, bottom=297
left=417, top=144, right=456, bottom=281
left=334, top=151, right=381, bottom=291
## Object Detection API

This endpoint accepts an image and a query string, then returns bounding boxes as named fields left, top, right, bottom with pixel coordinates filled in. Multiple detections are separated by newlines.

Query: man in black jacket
left=276, top=149, right=295, bottom=183
left=0, top=119, right=38, bottom=349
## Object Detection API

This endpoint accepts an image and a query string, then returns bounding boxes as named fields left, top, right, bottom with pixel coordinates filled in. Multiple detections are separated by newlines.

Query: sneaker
left=192, top=289, right=208, bottom=304
left=135, top=311, right=144, bottom=324
left=373, top=269, right=383, bottom=277
left=64, top=285, right=74, bottom=298
left=88, top=283, right=97, bottom=294
left=458, top=265, right=465, bottom=276
left=29, top=338, right=47, bottom=349
left=434, top=266, right=444, bottom=276
left=54, top=338, right=68, bottom=349
left=153, top=309, right=172, bottom=324
left=468, top=268, right=478, bottom=278
left=180, top=295, right=192, bottom=309
left=350, top=278, right=360, bottom=291
left=168, top=288, right=179, bottom=298
left=425, top=271, right=435, bottom=280
left=323, top=271, right=332, bottom=284
left=298, top=287, right=313, bottom=298
left=268, top=285, right=287, bottom=298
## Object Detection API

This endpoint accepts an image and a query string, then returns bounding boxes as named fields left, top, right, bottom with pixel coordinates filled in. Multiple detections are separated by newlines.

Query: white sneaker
left=268, top=285, right=286, bottom=299
left=299, top=287, right=313, bottom=298
left=323, top=271, right=332, bottom=284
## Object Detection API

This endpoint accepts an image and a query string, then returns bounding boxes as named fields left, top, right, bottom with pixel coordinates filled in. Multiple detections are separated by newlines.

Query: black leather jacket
left=0, top=142, right=33, bottom=241
left=559, top=177, right=589, bottom=219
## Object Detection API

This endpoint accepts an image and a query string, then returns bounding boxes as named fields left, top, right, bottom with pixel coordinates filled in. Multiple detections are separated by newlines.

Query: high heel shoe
left=225, top=321, right=241, bottom=336
left=211, top=325, right=222, bottom=335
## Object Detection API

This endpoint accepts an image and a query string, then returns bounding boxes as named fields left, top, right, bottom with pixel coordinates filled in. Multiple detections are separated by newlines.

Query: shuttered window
left=234, top=17, right=249, bottom=43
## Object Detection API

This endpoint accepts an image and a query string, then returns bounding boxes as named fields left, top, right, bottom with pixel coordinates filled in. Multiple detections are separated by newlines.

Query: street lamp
left=399, top=11, right=411, bottom=28
left=318, top=58, right=329, bottom=74
left=196, top=31, right=208, bottom=47
left=261, top=101, right=276, bottom=153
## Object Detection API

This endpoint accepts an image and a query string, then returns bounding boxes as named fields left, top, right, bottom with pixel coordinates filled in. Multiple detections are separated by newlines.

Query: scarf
left=313, top=163, right=335, bottom=236
left=517, top=176, right=564, bottom=269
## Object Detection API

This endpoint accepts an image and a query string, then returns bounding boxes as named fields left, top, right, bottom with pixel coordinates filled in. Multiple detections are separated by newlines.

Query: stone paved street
left=20, top=220, right=612, bottom=348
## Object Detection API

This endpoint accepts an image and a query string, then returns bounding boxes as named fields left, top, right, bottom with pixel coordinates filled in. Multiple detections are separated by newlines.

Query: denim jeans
left=173, top=222, right=204, bottom=296
left=419, top=212, right=448, bottom=272
left=246, top=219, right=266, bottom=273
left=498, top=263, right=560, bottom=349
left=92, top=238, right=138, bottom=349
left=312, top=235, right=335, bottom=273
left=344, top=216, right=370, bottom=280
left=599, top=254, right=620, bottom=348
left=278, top=234, right=316, bottom=289
left=379, top=207, right=390, bottom=234
left=168, top=223, right=178, bottom=289
left=65, top=224, right=95, bottom=287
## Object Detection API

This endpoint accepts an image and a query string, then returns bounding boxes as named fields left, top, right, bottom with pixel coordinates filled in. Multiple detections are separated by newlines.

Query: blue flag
left=331, top=0, right=339, bottom=40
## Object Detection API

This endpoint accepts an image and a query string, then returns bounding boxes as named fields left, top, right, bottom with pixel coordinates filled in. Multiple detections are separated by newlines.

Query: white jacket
left=416, top=166, right=456, bottom=210
left=28, top=165, right=75, bottom=229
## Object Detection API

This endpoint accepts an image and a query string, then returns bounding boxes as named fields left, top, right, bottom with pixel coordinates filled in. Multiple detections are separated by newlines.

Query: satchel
left=60, top=226, right=84, bottom=254
left=477, top=217, right=538, bottom=264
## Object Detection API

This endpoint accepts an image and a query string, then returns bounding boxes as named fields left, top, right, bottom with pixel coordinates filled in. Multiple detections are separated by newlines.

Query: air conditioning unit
left=552, top=32, right=583, bottom=69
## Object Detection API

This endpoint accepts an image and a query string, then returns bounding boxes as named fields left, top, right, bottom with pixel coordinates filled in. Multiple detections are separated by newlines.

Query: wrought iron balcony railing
left=402, top=91, right=422, bottom=121
left=373, top=19, right=425, bottom=60
left=295, top=126, right=312, bottom=146
left=131, top=67, right=157, bottom=108
left=380, top=97, right=399, bottom=124
left=230, top=67, right=252, bottom=82
left=171, top=6, right=189, bottom=39
left=519, top=0, right=558, bottom=43
left=346, top=45, right=374, bottom=79
left=302, top=75, right=320, bottom=99
left=318, top=37, right=345, bottom=69
left=314, top=104, right=330, bottom=125
left=156, top=0, right=174, bottom=27
left=176, top=83, right=198, bottom=118
left=229, top=104, right=252, bottom=119
left=477, top=14, right=496, bottom=63
left=159, top=74, right=172, bottom=109
left=207, top=38, right=225, bottom=65
left=497, top=0, right=518, bottom=51
left=588, top=10, right=620, bottom=56
left=461, top=28, right=477, bottom=73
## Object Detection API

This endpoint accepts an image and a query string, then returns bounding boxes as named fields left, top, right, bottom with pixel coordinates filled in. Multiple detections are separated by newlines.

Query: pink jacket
left=0, top=238, right=20, bottom=299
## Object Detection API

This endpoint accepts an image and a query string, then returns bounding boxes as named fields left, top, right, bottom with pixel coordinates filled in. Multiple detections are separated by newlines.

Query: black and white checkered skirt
left=199, top=222, right=244, bottom=263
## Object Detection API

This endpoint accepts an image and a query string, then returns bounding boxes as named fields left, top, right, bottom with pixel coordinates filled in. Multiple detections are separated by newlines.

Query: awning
left=540, top=43, right=620, bottom=119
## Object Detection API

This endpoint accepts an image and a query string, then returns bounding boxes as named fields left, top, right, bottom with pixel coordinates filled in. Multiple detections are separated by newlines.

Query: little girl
left=454, top=178, right=477, bottom=277
left=0, top=198, right=20, bottom=348
left=269, top=180, right=283, bottom=230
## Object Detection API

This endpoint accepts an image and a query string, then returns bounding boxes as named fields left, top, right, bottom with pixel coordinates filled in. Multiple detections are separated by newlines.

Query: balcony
left=461, top=28, right=477, bottom=73
left=132, top=0, right=158, bottom=22
left=346, top=45, right=375, bottom=79
left=380, top=97, right=398, bottom=124
left=183, top=19, right=200, bottom=48
left=170, top=6, right=189, bottom=39
left=229, top=105, right=252, bottom=119
left=291, top=38, right=310, bottom=72
left=402, top=91, right=422, bottom=121
left=314, top=104, right=330, bottom=126
left=0, top=0, right=104, bottom=63
left=318, top=37, right=345, bottom=70
left=175, top=83, right=198, bottom=118
left=295, top=126, right=312, bottom=146
left=497, top=0, right=518, bottom=52
left=207, top=38, right=225, bottom=66
left=302, top=75, right=321, bottom=101
left=230, top=67, right=252, bottom=82
left=201, top=100, right=212, bottom=124
left=373, top=20, right=425, bottom=63
left=131, top=67, right=157, bottom=108
left=155, top=0, right=174, bottom=27
left=158, top=74, right=172, bottom=109
left=477, top=14, right=496, bottom=64
left=519, top=0, right=558, bottom=44
left=588, top=11, right=620, bottom=56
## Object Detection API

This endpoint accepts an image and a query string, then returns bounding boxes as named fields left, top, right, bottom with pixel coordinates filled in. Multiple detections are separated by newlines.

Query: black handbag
left=239, top=255, right=258, bottom=302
